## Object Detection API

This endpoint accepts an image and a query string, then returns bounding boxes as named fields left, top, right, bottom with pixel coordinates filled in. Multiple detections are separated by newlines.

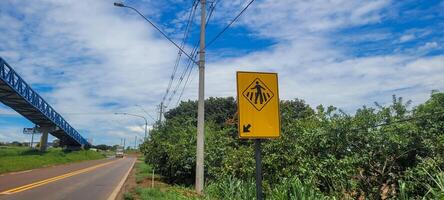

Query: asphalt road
left=0, top=157, right=136, bottom=200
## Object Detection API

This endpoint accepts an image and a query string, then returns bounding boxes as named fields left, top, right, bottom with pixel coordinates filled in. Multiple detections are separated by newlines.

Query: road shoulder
left=108, top=156, right=136, bottom=200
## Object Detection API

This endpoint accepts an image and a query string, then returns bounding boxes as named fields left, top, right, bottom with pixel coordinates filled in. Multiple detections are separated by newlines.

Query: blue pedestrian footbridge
left=0, top=57, right=90, bottom=148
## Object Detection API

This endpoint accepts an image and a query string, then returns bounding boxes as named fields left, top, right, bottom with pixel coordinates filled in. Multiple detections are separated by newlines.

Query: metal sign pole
left=255, top=139, right=263, bottom=200
left=31, top=130, right=34, bottom=148
left=237, top=71, right=280, bottom=200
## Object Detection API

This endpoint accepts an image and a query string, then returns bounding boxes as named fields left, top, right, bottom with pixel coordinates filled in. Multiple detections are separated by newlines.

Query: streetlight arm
left=135, top=104, right=157, bottom=121
left=115, top=112, right=148, bottom=139
left=117, top=113, right=147, bottom=123
left=114, top=2, right=124, bottom=7
left=114, top=3, right=199, bottom=65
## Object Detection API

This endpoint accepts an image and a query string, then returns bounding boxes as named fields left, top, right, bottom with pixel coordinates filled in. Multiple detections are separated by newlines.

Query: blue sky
left=0, top=0, right=443, bottom=145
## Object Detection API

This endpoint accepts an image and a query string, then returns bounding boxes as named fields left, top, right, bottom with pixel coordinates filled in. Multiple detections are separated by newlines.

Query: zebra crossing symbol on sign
left=242, top=78, right=274, bottom=111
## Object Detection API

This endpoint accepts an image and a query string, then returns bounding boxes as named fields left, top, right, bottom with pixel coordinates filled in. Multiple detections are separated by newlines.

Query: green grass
left=123, top=192, right=135, bottom=200
left=137, top=187, right=199, bottom=200
left=132, top=160, right=201, bottom=200
left=0, top=146, right=105, bottom=174
left=204, top=176, right=337, bottom=200
left=136, top=162, right=153, bottom=183
left=205, top=176, right=256, bottom=200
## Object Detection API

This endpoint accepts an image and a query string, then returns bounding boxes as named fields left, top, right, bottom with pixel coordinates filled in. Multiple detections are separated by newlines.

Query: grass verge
left=0, top=146, right=105, bottom=174
left=124, top=158, right=201, bottom=200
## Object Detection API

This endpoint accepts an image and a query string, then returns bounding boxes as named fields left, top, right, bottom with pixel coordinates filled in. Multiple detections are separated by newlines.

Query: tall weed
left=423, top=168, right=444, bottom=199
left=205, top=176, right=255, bottom=200
left=269, top=177, right=333, bottom=200
left=205, top=176, right=336, bottom=200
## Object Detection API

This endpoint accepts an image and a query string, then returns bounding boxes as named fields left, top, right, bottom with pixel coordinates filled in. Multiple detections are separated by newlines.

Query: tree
left=94, top=144, right=112, bottom=151
left=11, top=141, right=22, bottom=146
left=140, top=93, right=444, bottom=199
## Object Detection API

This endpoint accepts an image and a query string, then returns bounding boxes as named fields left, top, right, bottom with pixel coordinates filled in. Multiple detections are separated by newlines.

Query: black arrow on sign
left=243, top=124, right=251, bottom=133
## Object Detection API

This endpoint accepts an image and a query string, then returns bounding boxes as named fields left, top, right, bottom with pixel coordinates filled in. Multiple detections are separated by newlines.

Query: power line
left=164, top=40, right=199, bottom=108
left=166, top=45, right=199, bottom=108
left=170, top=0, right=219, bottom=107
left=174, top=1, right=218, bottom=106
left=166, top=38, right=200, bottom=108
left=171, top=0, right=254, bottom=106
left=135, top=104, right=157, bottom=121
left=162, top=0, right=199, bottom=104
left=114, top=2, right=201, bottom=123
left=176, top=60, right=197, bottom=106
left=164, top=1, right=217, bottom=108
left=346, top=110, right=444, bottom=132
left=205, top=0, right=255, bottom=48
left=116, top=4, right=199, bottom=65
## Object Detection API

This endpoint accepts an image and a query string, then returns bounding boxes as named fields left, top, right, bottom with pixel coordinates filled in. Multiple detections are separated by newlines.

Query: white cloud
left=0, top=0, right=443, bottom=145
left=0, top=128, right=28, bottom=142
left=418, top=42, right=439, bottom=51
left=236, top=0, right=391, bottom=39
left=399, top=34, right=416, bottom=42
left=0, top=0, right=174, bottom=144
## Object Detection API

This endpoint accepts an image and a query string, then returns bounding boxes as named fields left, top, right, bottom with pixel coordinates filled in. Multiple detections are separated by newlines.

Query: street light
left=114, top=1, right=207, bottom=193
left=115, top=112, right=154, bottom=188
left=135, top=104, right=157, bottom=122
left=113, top=2, right=198, bottom=65
left=113, top=2, right=124, bottom=7
left=114, top=112, right=148, bottom=140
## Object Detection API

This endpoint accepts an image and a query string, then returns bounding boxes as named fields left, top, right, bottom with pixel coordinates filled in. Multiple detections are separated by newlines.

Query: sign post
left=23, top=127, right=42, bottom=148
left=236, top=71, right=280, bottom=200
left=254, top=139, right=263, bottom=200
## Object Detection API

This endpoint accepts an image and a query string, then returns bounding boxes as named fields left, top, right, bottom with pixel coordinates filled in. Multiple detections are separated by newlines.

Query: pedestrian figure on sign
left=252, top=81, right=266, bottom=104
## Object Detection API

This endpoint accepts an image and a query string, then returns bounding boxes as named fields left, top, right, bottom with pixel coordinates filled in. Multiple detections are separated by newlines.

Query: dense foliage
left=141, top=93, right=444, bottom=199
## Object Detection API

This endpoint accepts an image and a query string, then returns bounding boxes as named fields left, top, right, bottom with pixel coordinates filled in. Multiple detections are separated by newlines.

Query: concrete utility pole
left=195, top=0, right=206, bottom=194
left=158, top=102, right=164, bottom=123
left=112, top=0, right=205, bottom=194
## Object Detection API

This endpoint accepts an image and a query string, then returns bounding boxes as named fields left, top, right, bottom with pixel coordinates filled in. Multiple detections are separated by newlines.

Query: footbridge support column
left=39, top=126, right=59, bottom=152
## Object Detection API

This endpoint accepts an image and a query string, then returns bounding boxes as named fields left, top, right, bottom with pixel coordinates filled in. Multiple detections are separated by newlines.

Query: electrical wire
left=121, top=5, right=199, bottom=65
left=164, top=9, right=201, bottom=108
left=168, top=0, right=219, bottom=107
left=162, top=0, right=199, bottom=104
left=350, top=110, right=444, bottom=131
left=172, top=0, right=253, bottom=106
left=205, top=0, right=255, bottom=49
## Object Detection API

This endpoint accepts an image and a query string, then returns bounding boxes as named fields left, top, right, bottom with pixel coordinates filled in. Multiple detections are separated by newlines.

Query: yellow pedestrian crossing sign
left=237, top=71, right=280, bottom=139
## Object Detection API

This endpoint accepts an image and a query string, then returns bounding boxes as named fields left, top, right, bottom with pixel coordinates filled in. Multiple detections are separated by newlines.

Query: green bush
left=141, top=93, right=444, bottom=199
left=123, top=192, right=134, bottom=200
